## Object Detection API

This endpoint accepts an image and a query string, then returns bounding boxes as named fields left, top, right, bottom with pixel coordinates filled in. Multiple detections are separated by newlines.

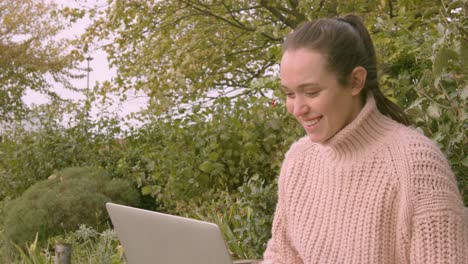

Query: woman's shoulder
left=392, top=124, right=446, bottom=161
left=394, top=126, right=464, bottom=218
left=392, top=124, right=459, bottom=198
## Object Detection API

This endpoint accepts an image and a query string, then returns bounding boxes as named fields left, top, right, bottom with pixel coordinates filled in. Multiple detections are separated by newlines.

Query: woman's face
left=280, top=48, right=364, bottom=143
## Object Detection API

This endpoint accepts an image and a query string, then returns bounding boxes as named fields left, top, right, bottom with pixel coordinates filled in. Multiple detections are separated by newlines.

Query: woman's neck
left=317, top=95, right=397, bottom=162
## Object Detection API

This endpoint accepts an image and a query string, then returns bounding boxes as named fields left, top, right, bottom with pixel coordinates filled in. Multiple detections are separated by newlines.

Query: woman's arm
left=406, top=135, right=468, bottom=263
left=262, top=201, right=301, bottom=264
left=262, top=154, right=303, bottom=264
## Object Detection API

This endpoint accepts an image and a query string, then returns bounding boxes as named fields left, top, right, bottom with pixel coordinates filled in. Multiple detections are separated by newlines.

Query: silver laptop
left=106, top=202, right=234, bottom=264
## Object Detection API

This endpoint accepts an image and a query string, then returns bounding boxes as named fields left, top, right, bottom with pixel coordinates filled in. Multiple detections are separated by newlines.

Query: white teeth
left=304, top=118, right=320, bottom=126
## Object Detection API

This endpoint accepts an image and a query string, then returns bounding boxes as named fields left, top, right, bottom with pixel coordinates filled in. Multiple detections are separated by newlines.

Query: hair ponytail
left=371, top=88, right=410, bottom=125
left=340, top=15, right=410, bottom=126
left=283, top=15, right=410, bottom=126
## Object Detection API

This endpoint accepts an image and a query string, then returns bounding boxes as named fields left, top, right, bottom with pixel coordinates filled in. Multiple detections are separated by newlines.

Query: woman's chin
left=307, top=133, right=326, bottom=143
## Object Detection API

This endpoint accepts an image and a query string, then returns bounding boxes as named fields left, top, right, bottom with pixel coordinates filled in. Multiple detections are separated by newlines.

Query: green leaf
left=433, top=48, right=457, bottom=78
left=141, top=186, right=152, bottom=195
left=459, top=40, right=468, bottom=66
left=209, top=152, right=219, bottom=161
left=199, top=161, right=212, bottom=173
left=462, top=156, right=468, bottom=167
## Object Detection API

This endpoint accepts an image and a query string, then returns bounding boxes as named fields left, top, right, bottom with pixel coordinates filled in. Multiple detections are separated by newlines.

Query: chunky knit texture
left=262, top=96, right=468, bottom=263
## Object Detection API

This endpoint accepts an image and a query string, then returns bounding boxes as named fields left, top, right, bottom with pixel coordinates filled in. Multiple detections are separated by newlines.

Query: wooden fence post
left=54, top=243, right=72, bottom=264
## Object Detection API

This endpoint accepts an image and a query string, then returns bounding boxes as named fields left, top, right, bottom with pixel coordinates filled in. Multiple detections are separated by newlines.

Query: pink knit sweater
left=262, top=96, right=468, bottom=263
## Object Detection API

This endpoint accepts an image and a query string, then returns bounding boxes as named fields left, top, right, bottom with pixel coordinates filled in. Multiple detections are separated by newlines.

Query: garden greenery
left=3, top=167, right=140, bottom=248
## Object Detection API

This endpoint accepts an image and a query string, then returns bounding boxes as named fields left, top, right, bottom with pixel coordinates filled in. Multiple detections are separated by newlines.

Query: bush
left=0, top=114, right=127, bottom=201
left=3, top=167, right=141, bottom=247
left=117, top=96, right=302, bottom=211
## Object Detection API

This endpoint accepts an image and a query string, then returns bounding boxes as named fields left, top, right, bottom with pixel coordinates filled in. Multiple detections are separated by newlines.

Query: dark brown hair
left=283, top=15, right=409, bottom=125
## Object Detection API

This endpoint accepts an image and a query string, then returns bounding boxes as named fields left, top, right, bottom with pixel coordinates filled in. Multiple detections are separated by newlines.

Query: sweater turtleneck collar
left=317, top=95, right=397, bottom=162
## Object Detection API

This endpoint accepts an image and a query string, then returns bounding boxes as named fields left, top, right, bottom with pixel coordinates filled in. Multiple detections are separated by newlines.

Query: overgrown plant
left=3, top=167, right=140, bottom=247
left=115, top=96, right=302, bottom=212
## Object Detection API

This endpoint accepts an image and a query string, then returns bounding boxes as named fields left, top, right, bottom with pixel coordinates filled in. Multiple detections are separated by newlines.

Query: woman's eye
left=281, top=90, right=294, bottom=98
left=305, top=91, right=319, bottom=97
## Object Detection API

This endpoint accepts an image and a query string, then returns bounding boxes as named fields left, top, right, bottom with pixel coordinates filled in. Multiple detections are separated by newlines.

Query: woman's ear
left=350, top=66, right=367, bottom=96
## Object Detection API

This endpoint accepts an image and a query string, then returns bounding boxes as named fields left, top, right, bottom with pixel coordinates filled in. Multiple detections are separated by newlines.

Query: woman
left=262, top=15, right=467, bottom=263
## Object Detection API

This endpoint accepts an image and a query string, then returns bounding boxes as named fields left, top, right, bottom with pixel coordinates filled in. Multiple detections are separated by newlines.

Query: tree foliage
left=82, top=0, right=466, bottom=201
left=0, top=0, right=82, bottom=122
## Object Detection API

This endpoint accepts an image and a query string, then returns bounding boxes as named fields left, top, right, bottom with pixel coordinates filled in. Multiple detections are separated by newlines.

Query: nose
left=292, top=96, right=309, bottom=117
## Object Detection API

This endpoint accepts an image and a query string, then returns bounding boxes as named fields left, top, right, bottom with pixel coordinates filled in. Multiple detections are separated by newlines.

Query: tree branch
left=178, top=0, right=282, bottom=41
left=180, top=0, right=256, bottom=32
left=259, top=0, right=301, bottom=28
left=388, top=0, right=394, bottom=18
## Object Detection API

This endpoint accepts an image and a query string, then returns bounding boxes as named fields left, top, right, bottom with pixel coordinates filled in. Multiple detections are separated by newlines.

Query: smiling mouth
left=304, top=116, right=322, bottom=127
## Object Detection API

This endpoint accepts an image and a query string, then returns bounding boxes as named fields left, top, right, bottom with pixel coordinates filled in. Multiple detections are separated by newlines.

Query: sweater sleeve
left=406, top=135, right=468, bottom=263
left=262, top=200, right=301, bottom=264
left=262, top=151, right=302, bottom=264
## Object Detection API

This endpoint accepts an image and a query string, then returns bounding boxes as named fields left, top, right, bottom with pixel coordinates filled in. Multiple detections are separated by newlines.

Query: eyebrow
left=280, top=82, right=320, bottom=90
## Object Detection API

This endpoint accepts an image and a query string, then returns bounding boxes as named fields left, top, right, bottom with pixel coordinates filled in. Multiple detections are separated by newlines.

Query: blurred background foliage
left=3, top=167, right=140, bottom=249
left=0, top=0, right=466, bottom=262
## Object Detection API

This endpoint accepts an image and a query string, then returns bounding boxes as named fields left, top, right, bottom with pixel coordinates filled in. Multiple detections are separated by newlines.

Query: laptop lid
left=106, top=202, right=233, bottom=264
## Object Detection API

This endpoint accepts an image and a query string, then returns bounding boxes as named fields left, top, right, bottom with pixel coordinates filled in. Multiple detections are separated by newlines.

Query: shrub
left=3, top=167, right=141, bottom=247
left=118, top=96, right=302, bottom=211
left=0, top=114, right=127, bottom=201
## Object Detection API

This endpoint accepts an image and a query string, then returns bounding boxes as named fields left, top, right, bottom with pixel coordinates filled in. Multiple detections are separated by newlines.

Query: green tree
left=83, top=0, right=466, bottom=202
left=0, top=0, right=82, bottom=122
left=81, top=1, right=435, bottom=110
